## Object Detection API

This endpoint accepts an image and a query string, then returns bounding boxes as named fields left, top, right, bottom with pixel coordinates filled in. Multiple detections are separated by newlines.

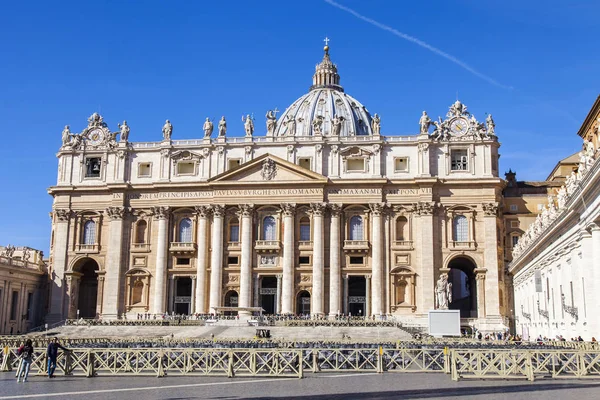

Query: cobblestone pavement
left=1, top=371, right=600, bottom=400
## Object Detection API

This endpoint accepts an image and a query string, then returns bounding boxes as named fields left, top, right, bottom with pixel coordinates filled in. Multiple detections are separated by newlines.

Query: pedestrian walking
left=47, top=337, right=70, bottom=378
left=16, top=339, right=34, bottom=383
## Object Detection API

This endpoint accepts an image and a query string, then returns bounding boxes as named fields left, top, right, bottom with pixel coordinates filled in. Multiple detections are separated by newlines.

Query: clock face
left=88, top=129, right=104, bottom=146
left=449, top=118, right=469, bottom=135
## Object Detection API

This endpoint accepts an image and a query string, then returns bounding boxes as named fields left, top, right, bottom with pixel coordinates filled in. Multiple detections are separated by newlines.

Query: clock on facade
left=449, top=118, right=468, bottom=135
left=87, top=129, right=105, bottom=146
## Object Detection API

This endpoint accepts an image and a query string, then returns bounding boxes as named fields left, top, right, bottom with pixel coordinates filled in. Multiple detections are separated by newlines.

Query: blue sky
left=1, top=0, right=598, bottom=254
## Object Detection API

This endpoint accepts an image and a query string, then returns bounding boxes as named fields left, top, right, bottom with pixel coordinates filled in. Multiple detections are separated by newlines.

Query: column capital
left=368, top=203, right=386, bottom=216
left=343, top=274, right=349, bottom=280
left=106, top=206, right=127, bottom=220
left=309, top=202, right=326, bottom=216
left=280, top=203, right=296, bottom=216
left=194, top=205, right=212, bottom=218
left=482, top=202, right=499, bottom=217
left=365, top=274, right=372, bottom=280
left=415, top=201, right=436, bottom=216
left=190, top=275, right=197, bottom=280
left=237, top=204, right=255, bottom=218
left=329, top=203, right=343, bottom=216
left=54, top=209, right=72, bottom=222
left=211, top=204, right=225, bottom=217
left=276, top=274, right=283, bottom=280
left=151, top=206, right=171, bottom=220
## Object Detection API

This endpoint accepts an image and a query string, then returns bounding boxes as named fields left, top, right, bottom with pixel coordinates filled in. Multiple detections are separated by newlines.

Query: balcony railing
left=392, top=240, right=413, bottom=249
left=75, top=244, right=99, bottom=254
left=227, top=241, right=241, bottom=250
left=255, top=240, right=281, bottom=251
left=298, top=240, right=313, bottom=250
left=343, top=240, right=370, bottom=252
left=169, top=242, right=197, bottom=253
left=449, top=241, right=477, bottom=250
left=131, top=243, right=151, bottom=252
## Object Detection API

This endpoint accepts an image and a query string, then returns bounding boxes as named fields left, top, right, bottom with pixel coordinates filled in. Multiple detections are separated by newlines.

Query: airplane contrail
left=324, top=0, right=513, bottom=90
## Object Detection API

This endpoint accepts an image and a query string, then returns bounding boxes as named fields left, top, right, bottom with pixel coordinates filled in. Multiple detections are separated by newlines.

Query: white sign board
left=428, top=310, right=461, bottom=337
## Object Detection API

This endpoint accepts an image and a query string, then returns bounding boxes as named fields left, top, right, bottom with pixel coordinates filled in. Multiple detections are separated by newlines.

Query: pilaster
left=281, top=203, right=296, bottom=314
left=102, top=206, right=126, bottom=319
left=151, top=206, right=170, bottom=314
left=48, top=209, right=71, bottom=323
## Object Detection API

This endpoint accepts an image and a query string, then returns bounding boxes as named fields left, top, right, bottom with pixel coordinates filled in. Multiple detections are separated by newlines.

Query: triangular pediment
left=210, top=153, right=327, bottom=184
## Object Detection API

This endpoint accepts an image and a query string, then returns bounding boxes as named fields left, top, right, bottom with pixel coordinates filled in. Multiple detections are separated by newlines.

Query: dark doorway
left=175, top=277, right=192, bottom=314
left=77, top=259, right=99, bottom=318
left=348, top=276, right=366, bottom=316
left=260, top=276, right=277, bottom=314
left=224, top=290, right=238, bottom=316
left=448, top=257, right=478, bottom=318
left=296, top=290, right=310, bottom=315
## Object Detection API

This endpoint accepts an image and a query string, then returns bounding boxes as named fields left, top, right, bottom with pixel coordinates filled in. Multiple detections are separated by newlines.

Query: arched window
left=132, top=280, right=143, bottom=304
left=83, top=220, right=96, bottom=245
left=179, top=218, right=193, bottom=242
left=299, top=217, right=310, bottom=241
left=396, top=216, right=408, bottom=241
left=349, top=216, right=363, bottom=240
left=452, top=215, right=468, bottom=242
left=263, top=216, right=276, bottom=240
left=229, top=218, right=239, bottom=242
left=136, top=220, right=147, bottom=244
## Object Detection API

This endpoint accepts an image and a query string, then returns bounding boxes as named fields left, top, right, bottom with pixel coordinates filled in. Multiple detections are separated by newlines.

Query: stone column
left=169, top=275, right=176, bottom=313
left=253, top=274, right=260, bottom=309
left=365, top=274, right=371, bottom=317
left=194, top=206, right=210, bottom=314
left=310, top=203, right=325, bottom=316
left=369, top=203, right=384, bottom=317
left=190, top=276, right=196, bottom=315
left=48, top=209, right=71, bottom=323
left=343, top=274, right=349, bottom=315
left=238, top=204, right=254, bottom=316
left=276, top=274, right=282, bottom=314
left=209, top=205, right=225, bottom=313
left=281, top=203, right=296, bottom=314
left=103, top=206, right=126, bottom=319
left=589, top=225, right=600, bottom=335
left=416, top=201, right=435, bottom=311
left=482, top=203, right=500, bottom=317
left=475, top=269, right=487, bottom=318
left=151, top=206, right=170, bottom=315
left=329, top=204, right=342, bottom=317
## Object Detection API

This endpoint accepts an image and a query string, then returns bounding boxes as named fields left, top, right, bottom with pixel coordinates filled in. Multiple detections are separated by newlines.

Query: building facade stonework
left=47, top=45, right=507, bottom=331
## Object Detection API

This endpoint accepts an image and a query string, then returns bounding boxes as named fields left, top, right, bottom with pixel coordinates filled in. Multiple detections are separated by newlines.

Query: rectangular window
left=394, top=157, right=409, bottom=172
left=227, top=256, right=239, bottom=265
left=298, top=256, right=310, bottom=265
left=177, top=162, right=195, bottom=175
left=450, top=149, right=468, bottom=171
left=138, top=162, right=152, bottom=177
left=298, top=158, right=311, bottom=170
left=349, top=256, right=364, bottom=265
left=299, top=224, right=311, bottom=241
left=510, top=221, right=519, bottom=228
left=10, top=291, right=18, bottom=320
left=85, top=157, right=101, bottom=178
left=176, top=258, right=190, bottom=265
left=346, top=158, right=365, bottom=172
left=227, top=159, right=241, bottom=171
left=509, top=204, right=518, bottom=213
left=26, top=293, right=33, bottom=321
left=229, top=225, right=239, bottom=242
left=511, top=236, right=519, bottom=247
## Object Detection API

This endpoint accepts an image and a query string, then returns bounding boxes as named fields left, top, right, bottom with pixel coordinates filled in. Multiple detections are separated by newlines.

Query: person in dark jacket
left=46, top=337, right=69, bottom=378
left=16, top=339, right=34, bottom=383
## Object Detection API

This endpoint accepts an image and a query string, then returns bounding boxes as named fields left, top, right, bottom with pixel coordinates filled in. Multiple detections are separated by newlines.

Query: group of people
left=14, top=337, right=70, bottom=383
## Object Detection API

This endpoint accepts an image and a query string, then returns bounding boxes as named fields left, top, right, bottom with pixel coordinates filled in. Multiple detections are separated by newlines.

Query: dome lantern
left=310, top=38, right=343, bottom=92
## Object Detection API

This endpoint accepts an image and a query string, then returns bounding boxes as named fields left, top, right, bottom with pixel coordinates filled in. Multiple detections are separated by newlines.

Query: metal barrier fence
left=3, top=346, right=600, bottom=381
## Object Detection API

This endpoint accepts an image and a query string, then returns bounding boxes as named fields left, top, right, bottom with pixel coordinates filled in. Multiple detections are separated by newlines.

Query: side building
left=510, top=95, right=600, bottom=340
left=47, top=45, right=508, bottom=332
left=0, top=245, right=47, bottom=334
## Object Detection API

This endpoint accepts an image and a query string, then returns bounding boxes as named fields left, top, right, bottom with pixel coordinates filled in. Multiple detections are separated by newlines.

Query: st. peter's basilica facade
left=47, top=44, right=508, bottom=332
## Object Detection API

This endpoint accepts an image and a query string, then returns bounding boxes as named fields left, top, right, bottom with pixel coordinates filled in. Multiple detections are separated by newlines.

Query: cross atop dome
left=311, top=38, right=343, bottom=92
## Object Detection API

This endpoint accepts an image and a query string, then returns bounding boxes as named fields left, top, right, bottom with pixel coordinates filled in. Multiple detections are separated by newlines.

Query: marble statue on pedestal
left=218, top=116, right=227, bottom=137
left=162, top=120, right=173, bottom=140
left=371, top=113, right=381, bottom=135
left=486, top=114, right=495, bottom=136
left=242, top=114, right=254, bottom=137
left=265, top=110, right=277, bottom=136
left=203, top=118, right=213, bottom=138
left=557, top=186, right=567, bottom=209
left=435, top=274, right=452, bottom=309
left=331, top=114, right=343, bottom=136
left=285, top=114, right=296, bottom=136
left=419, top=111, right=431, bottom=134
left=118, top=121, right=130, bottom=142
left=61, top=125, right=71, bottom=146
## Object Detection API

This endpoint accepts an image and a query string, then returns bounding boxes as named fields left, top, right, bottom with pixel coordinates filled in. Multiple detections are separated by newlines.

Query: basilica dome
left=273, top=45, right=375, bottom=137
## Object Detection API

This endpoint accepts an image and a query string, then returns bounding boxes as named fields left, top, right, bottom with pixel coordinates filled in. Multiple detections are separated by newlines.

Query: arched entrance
left=260, top=276, right=277, bottom=314
left=75, top=259, right=100, bottom=319
left=224, top=290, right=238, bottom=316
left=448, top=257, right=477, bottom=318
left=348, top=276, right=366, bottom=317
left=296, top=290, right=310, bottom=315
